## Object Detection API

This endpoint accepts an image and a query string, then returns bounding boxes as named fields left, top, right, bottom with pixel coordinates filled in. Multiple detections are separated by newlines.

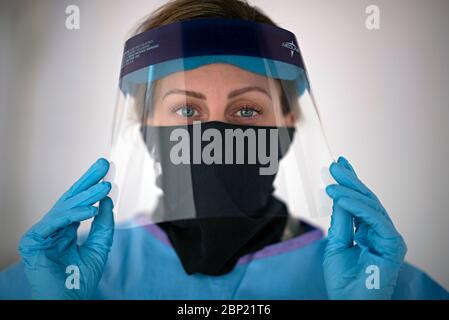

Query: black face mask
left=141, top=121, right=295, bottom=275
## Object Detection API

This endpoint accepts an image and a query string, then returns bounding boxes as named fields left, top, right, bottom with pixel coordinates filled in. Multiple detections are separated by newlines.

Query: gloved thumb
left=326, top=201, right=354, bottom=254
left=81, top=197, right=114, bottom=258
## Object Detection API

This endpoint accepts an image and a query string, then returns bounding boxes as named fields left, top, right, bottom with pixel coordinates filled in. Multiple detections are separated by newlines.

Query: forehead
left=154, top=63, right=278, bottom=92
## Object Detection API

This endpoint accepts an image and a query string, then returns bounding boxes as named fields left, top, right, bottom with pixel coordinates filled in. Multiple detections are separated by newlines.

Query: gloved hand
left=18, top=158, right=114, bottom=300
left=323, top=156, right=407, bottom=299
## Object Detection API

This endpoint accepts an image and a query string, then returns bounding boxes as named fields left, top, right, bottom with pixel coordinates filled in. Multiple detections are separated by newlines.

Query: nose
left=203, top=98, right=228, bottom=123
left=206, top=114, right=228, bottom=123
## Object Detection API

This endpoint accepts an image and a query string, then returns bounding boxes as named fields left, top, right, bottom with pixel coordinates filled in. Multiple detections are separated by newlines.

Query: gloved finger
left=336, top=197, right=399, bottom=239
left=337, top=156, right=356, bottom=174
left=326, top=202, right=354, bottom=253
left=63, top=181, right=111, bottom=209
left=337, top=156, right=382, bottom=204
left=32, top=206, right=98, bottom=238
left=329, top=162, right=377, bottom=200
left=329, top=161, right=394, bottom=224
left=59, top=158, right=110, bottom=202
left=326, top=184, right=383, bottom=212
left=339, top=157, right=395, bottom=225
left=18, top=222, right=81, bottom=260
left=81, top=197, right=114, bottom=261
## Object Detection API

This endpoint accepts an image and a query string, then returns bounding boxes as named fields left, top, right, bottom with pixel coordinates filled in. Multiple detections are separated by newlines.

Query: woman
left=0, top=0, right=447, bottom=300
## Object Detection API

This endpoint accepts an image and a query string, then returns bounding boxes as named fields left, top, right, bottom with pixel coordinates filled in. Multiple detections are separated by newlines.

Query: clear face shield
left=108, top=19, right=335, bottom=228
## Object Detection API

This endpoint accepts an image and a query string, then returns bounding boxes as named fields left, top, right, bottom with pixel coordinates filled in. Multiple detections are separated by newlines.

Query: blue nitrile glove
left=323, top=156, right=407, bottom=300
left=18, top=158, right=114, bottom=300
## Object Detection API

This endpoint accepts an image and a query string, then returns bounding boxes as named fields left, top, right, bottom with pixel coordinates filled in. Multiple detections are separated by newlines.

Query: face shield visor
left=108, top=19, right=335, bottom=229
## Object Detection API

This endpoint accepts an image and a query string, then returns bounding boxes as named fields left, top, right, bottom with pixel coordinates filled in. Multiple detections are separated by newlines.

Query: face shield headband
left=119, top=18, right=308, bottom=95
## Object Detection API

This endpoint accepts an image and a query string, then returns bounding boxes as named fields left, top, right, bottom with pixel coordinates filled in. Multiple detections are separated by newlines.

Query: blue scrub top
left=1, top=220, right=448, bottom=300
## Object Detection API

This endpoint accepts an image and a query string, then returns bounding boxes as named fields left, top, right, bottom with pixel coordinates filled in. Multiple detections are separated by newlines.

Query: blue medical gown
left=0, top=221, right=448, bottom=300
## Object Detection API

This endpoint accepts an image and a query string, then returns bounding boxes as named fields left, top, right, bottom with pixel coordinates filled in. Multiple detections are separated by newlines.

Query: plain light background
left=0, top=0, right=448, bottom=290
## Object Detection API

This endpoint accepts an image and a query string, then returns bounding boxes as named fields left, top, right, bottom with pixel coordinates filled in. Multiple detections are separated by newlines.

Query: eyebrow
left=228, top=86, right=272, bottom=100
left=162, top=89, right=206, bottom=100
left=162, top=86, right=272, bottom=101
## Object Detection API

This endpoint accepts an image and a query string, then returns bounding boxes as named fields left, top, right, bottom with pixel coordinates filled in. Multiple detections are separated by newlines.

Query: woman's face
left=148, top=63, right=295, bottom=127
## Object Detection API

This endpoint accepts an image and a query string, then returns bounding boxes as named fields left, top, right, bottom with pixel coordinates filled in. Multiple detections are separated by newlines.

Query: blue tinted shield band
left=119, top=55, right=309, bottom=97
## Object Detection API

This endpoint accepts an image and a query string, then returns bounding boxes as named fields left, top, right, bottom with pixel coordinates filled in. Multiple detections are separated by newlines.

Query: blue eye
left=238, top=108, right=258, bottom=118
left=176, top=105, right=198, bottom=118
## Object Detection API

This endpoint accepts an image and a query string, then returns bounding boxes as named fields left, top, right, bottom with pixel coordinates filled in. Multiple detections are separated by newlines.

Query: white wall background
left=0, top=0, right=448, bottom=290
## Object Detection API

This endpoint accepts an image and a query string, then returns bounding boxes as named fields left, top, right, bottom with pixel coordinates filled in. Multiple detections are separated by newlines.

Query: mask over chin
left=141, top=121, right=295, bottom=275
